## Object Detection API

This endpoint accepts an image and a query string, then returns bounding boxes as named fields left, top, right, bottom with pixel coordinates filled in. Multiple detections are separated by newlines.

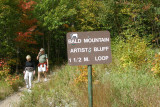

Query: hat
left=40, top=48, right=44, bottom=52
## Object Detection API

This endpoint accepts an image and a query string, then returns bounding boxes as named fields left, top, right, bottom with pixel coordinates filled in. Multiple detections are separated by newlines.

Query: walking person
left=37, top=48, right=49, bottom=82
left=23, top=55, right=36, bottom=91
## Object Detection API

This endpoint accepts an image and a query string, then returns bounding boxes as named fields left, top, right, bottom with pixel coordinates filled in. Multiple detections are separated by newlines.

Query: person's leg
left=42, top=64, right=47, bottom=81
left=38, top=65, right=42, bottom=82
left=24, top=71, right=29, bottom=89
left=38, top=72, right=41, bottom=81
left=43, top=71, right=47, bottom=81
left=28, top=71, right=33, bottom=89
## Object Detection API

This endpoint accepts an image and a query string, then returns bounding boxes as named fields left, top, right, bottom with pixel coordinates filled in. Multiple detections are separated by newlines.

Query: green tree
left=0, top=0, right=20, bottom=57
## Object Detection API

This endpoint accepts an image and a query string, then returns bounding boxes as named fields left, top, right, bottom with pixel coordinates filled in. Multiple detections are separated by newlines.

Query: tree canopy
left=0, top=0, right=159, bottom=73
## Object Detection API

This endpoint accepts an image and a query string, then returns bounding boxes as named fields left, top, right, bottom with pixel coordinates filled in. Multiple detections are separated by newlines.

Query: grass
left=75, top=63, right=160, bottom=107
left=0, top=81, right=13, bottom=100
left=17, top=64, right=160, bottom=107
left=100, top=69, right=160, bottom=106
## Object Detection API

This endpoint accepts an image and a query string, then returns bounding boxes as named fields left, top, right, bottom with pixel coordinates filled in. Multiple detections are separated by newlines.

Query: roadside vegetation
left=0, top=59, right=24, bottom=100
left=18, top=36, right=160, bottom=107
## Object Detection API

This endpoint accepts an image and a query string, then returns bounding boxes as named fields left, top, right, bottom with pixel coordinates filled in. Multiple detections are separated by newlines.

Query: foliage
left=0, top=0, right=20, bottom=57
left=102, top=0, right=160, bottom=40
left=15, top=0, right=43, bottom=54
left=111, top=36, right=148, bottom=70
left=74, top=0, right=105, bottom=31
left=74, top=66, right=96, bottom=85
left=151, top=53, right=160, bottom=76
left=0, top=59, right=24, bottom=99
left=0, top=59, right=11, bottom=79
left=1, top=0, right=159, bottom=72
left=34, top=0, right=77, bottom=31
left=0, top=0, right=160, bottom=106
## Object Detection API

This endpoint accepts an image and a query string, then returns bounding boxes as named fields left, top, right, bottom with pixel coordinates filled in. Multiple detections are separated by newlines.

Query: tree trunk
left=48, top=32, right=50, bottom=73
left=43, top=35, right=45, bottom=48
left=16, top=47, right=19, bottom=73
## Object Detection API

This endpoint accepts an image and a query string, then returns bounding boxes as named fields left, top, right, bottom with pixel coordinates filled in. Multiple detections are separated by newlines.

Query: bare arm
left=37, top=56, right=39, bottom=60
left=23, top=61, right=26, bottom=74
left=46, top=58, right=49, bottom=68
left=37, top=52, right=41, bottom=60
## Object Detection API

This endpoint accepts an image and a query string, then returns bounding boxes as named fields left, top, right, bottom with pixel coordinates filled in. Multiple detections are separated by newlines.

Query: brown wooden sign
left=66, top=31, right=112, bottom=66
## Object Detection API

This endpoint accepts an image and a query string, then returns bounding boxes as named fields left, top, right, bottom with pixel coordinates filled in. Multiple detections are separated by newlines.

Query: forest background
left=0, top=0, right=159, bottom=73
left=0, top=0, right=160, bottom=106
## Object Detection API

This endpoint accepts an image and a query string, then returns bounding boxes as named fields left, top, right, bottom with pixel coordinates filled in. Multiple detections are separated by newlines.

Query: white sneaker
left=28, top=89, right=32, bottom=93
left=36, top=80, right=40, bottom=83
left=44, top=78, right=47, bottom=82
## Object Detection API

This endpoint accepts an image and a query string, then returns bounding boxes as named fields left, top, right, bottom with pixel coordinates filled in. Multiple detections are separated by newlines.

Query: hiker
left=37, top=48, right=48, bottom=82
left=23, top=55, right=36, bottom=90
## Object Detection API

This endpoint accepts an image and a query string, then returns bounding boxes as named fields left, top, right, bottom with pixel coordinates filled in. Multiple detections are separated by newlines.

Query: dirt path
left=0, top=87, right=25, bottom=107
left=0, top=75, right=53, bottom=107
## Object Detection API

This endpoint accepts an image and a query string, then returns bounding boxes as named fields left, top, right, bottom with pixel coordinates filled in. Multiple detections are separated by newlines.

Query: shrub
left=112, top=36, right=148, bottom=70
left=151, top=53, right=160, bottom=76
left=0, top=59, right=11, bottom=80
left=5, top=74, right=24, bottom=92
left=74, top=66, right=96, bottom=85
left=0, top=58, right=24, bottom=100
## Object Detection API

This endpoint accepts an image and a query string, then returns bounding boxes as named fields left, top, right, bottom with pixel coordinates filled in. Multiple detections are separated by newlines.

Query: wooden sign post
left=66, top=31, right=112, bottom=107
left=88, top=65, right=93, bottom=107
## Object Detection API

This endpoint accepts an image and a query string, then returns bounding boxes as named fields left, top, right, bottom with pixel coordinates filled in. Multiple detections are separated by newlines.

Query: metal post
left=88, top=65, right=93, bottom=107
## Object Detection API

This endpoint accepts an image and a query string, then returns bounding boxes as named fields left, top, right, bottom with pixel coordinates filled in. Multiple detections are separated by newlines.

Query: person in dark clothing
left=23, top=55, right=35, bottom=91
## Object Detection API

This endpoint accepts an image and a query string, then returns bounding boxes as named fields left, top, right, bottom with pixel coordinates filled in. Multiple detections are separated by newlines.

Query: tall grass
left=18, top=64, right=160, bottom=107
left=0, top=81, right=13, bottom=100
